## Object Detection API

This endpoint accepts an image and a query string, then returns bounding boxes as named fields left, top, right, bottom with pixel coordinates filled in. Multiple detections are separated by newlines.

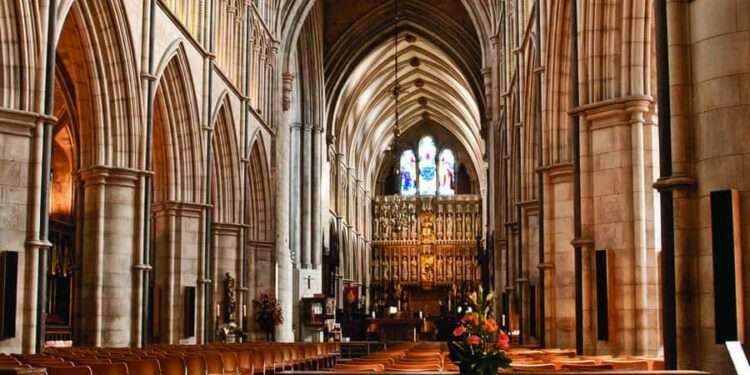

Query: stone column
left=275, top=72, right=294, bottom=342
left=311, top=125, right=323, bottom=269
left=78, top=166, right=140, bottom=347
left=301, top=123, right=312, bottom=269
left=152, top=201, right=204, bottom=343
left=0, top=109, right=44, bottom=353
left=290, top=122, right=302, bottom=268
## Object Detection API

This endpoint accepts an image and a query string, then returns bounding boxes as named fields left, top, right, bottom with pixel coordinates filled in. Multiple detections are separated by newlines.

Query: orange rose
left=497, top=331, right=510, bottom=350
left=482, top=318, right=498, bottom=333
left=467, top=313, right=480, bottom=325
left=453, top=326, right=466, bottom=337
left=467, top=335, right=481, bottom=346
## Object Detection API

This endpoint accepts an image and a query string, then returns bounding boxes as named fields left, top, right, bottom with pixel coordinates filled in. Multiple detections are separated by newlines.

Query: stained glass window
left=398, top=135, right=456, bottom=196
left=418, top=136, right=437, bottom=195
left=400, top=150, right=417, bottom=196
left=438, top=149, right=455, bottom=196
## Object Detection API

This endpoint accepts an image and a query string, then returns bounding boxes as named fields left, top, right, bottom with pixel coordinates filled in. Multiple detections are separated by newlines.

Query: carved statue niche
left=436, top=255, right=444, bottom=281
left=419, top=210, right=435, bottom=241
left=410, top=255, right=418, bottom=281
left=436, top=208, right=444, bottom=240
left=446, top=207, right=453, bottom=240
left=383, top=258, right=390, bottom=280
left=393, top=255, right=399, bottom=281
left=402, top=255, right=409, bottom=281
left=446, top=254, right=454, bottom=281
left=373, top=257, right=380, bottom=281
left=223, top=272, right=237, bottom=323
left=456, top=205, right=464, bottom=240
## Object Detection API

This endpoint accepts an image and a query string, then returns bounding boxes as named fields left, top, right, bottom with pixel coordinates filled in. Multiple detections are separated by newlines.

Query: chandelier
left=389, top=0, right=402, bottom=153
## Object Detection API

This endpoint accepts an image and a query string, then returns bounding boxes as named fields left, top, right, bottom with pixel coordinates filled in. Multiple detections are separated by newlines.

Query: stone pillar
left=575, top=97, right=660, bottom=356
left=675, top=1, right=750, bottom=372
left=301, top=123, right=312, bottom=269
left=290, top=122, right=302, bottom=268
left=311, top=125, right=323, bottom=269
left=0, top=109, right=43, bottom=353
left=542, top=163, right=575, bottom=349
left=152, top=202, right=204, bottom=344
left=275, top=72, right=294, bottom=342
left=78, top=166, right=140, bottom=347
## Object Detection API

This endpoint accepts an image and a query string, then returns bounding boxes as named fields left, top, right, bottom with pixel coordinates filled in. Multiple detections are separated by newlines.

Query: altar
left=370, top=195, right=486, bottom=315
left=366, top=318, right=422, bottom=342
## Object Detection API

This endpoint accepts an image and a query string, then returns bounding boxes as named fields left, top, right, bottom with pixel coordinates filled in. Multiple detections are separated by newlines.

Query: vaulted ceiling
left=322, top=0, right=486, bottom=193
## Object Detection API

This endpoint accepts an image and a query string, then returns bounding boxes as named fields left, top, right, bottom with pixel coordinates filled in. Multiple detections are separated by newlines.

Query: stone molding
left=0, top=108, right=53, bottom=137
left=212, top=221, right=248, bottom=235
left=78, top=166, right=146, bottom=187
left=540, top=162, right=574, bottom=181
left=569, top=95, right=655, bottom=131
left=652, top=175, right=697, bottom=191
left=152, top=201, right=209, bottom=217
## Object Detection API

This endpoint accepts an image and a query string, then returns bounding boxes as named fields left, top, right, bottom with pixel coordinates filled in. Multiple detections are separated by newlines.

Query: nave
left=0, top=0, right=749, bottom=374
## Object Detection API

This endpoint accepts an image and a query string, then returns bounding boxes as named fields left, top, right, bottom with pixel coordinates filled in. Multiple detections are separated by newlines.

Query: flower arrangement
left=449, top=286, right=511, bottom=375
left=252, top=293, right=283, bottom=341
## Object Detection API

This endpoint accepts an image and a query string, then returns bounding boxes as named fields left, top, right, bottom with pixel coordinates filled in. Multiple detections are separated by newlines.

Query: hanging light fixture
left=390, top=0, right=402, bottom=154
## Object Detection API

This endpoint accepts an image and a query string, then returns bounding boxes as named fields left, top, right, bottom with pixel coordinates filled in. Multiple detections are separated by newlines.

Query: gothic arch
left=152, top=42, right=204, bottom=204
left=0, top=0, right=42, bottom=111
left=211, top=95, right=242, bottom=224
left=55, top=0, right=143, bottom=169
left=247, top=134, right=273, bottom=242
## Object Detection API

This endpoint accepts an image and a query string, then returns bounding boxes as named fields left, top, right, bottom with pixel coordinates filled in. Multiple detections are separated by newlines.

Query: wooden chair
left=603, top=359, right=650, bottom=370
left=35, top=362, right=76, bottom=368
left=46, top=366, right=94, bottom=375
left=157, top=356, right=186, bottom=375
left=86, top=363, right=129, bottom=375
left=561, top=363, right=614, bottom=371
left=123, top=359, right=161, bottom=375
left=200, top=352, right=223, bottom=375
left=509, top=363, right=556, bottom=372
left=75, top=360, right=112, bottom=366
left=184, top=354, right=207, bottom=375
left=220, top=352, right=239, bottom=375
left=331, top=363, right=384, bottom=372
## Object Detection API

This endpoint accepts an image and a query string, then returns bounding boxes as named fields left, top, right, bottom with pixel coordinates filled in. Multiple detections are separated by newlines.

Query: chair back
left=184, top=355, right=207, bottom=375
left=158, top=356, right=186, bottom=375
left=87, top=363, right=129, bottom=375
left=46, top=366, right=94, bottom=375
left=201, top=352, right=223, bottom=375
left=124, top=359, right=161, bottom=375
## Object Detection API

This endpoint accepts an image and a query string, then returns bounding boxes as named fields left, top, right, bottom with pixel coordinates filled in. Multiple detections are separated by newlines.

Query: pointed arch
left=0, top=0, right=41, bottom=111
left=152, top=42, right=204, bottom=204
left=54, top=0, right=142, bottom=168
left=247, top=134, right=274, bottom=242
left=211, top=96, right=242, bottom=224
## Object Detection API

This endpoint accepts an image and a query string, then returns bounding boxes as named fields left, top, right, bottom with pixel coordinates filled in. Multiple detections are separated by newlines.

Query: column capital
left=79, top=166, right=147, bottom=187
left=282, top=72, right=295, bottom=110
left=290, top=121, right=303, bottom=131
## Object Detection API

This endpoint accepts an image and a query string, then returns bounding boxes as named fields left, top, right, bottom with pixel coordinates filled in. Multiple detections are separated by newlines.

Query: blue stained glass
left=400, top=150, right=417, bottom=196
left=418, top=136, right=437, bottom=195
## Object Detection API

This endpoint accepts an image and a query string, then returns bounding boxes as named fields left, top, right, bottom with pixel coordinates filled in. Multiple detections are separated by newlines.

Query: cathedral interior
left=0, top=0, right=749, bottom=374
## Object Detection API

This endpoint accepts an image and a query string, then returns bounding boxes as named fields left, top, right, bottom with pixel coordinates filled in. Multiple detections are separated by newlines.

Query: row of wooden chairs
left=328, top=342, right=458, bottom=372
left=1, top=342, right=340, bottom=375
left=504, top=348, right=664, bottom=372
